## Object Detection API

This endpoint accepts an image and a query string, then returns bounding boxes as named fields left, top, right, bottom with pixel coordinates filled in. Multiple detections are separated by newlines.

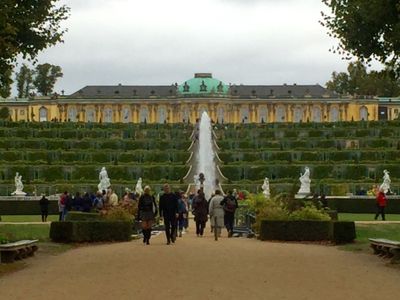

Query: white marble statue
left=380, top=169, right=391, bottom=194
left=98, top=167, right=111, bottom=192
left=298, top=167, right=311, bottom=194
left=135, top=177, right=144, bottom=195
left=12, top=172, right=26, bottom=196
left=262, top=177, right=270, bottom=198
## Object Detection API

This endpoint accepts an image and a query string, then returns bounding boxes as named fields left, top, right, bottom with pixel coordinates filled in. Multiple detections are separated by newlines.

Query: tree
left=321, top=0, right=400, bottom=75
left=326, top=61, right=400, bottom=97
left=0, top=1, right=70, bottom=97
left=16, top=64, right=34, bottom=98
left=33, top=63, right=63, bottom=96
left=0, top=107, right=10, bottom=120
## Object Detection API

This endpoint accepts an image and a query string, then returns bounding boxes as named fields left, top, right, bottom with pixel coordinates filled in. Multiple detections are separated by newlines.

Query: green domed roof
left=178, top=73, right=229, bottom=96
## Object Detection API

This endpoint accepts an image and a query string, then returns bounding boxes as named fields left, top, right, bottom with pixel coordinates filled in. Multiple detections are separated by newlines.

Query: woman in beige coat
left=208, top=190, right=225, bottom=239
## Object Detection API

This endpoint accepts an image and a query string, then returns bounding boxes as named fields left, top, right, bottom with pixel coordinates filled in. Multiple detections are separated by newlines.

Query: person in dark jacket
left=39, top=194, right=49, bottom=222
left=375, top=188, right=387, bottom=221
left=159, top=183, right=179, bottom=245
left=220, top=190, right=238, bottom=237
left=138, top=186, right=158, bottom=245
left=192, top=189, right=208, bottom=237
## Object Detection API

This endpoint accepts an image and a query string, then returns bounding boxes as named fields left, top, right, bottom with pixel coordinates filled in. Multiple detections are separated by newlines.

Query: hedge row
left=219, top=150, right=400, bottom=164
left=0, top=165, right=189, bottom=182
left=259, top=220, right=356, bottom=243
left=0, top=200, right=59, bottom=215
left=49, top=221, right=132, bottom=242
left=327, top=197, right=400, bottom=213
left=0, top=138, right=192, bottom=151
left=0, top=150, right=190, bottom=164
left=218, top=138, right=400, bottom=150
left=220, top=164, right=400, bottom=181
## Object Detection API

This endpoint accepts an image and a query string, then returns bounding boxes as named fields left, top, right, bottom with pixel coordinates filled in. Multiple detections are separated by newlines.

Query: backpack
left=224, top=197, right=236, bottom=213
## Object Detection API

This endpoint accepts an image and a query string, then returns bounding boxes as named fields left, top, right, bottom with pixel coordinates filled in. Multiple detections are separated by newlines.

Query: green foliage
left=330, top=221, right=356, bottom=244
left=289, top=203, right=331, bottom=221
left=322, top=1, right=400, bottom=75
left=16, top=64, right=33, bottom=98
left=0, top=0, right=70, bottom=97
left=65, top=211, right=101, bottom=221
left=33, top=63, right=63, bottom=95
left=0, top=107, right=10, bottom=120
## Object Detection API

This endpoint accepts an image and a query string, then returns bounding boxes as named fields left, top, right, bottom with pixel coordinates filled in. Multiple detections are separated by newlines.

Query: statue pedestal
left=295, top=192, right=311, bottom=199
left=11, top=191, right=27, bottom=196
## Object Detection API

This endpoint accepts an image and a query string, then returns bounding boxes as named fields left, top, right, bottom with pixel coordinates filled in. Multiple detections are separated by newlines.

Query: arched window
left=157, top=106, right=167, bottom=124
left=67, top=107, right=77, bottom=122
left=217, top=107, right=225, bottom=124
left=182, top=106, right=190, bottom=123
left=86, top=108, right=95, bottom=123
left=330, top=106, right=339, bottom=122
left=104, top=108, right=113, bottom=123
left=39, top=107, right=48, bottom=122
left=276, top=106, right=286, bottom=122
left=240, top=107, right=250, bottom=123
left=122, top=107, right=131, bottom=123
left=258, top=106, right=268, bottom=123
left=294, top=106, right=303, bottom=123
left=140, top=107, right=149, bottom=123
left=312, top=106, right=322, bottom=123
left=360, top=106, right=368, bottom=121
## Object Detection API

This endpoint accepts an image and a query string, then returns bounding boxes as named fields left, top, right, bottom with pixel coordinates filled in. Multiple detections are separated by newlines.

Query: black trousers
left=164, top=218, right=177, bottom=243
left=224, top=213, right=235, bottom=232
left=375, top=205, right=385, bottom=220
left=41, top=210, right=48, bottom=222
left=195, top=221, right=206, bottom=236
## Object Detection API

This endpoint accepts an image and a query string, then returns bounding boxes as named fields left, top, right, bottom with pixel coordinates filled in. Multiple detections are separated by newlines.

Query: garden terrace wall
left=326, top=196, right=400, bottom=213
left=0, top=200, right=59, bottom=215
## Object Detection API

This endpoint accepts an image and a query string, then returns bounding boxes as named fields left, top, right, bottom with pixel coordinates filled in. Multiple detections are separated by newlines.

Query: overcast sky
left=14, top=0, right=376, bottom=95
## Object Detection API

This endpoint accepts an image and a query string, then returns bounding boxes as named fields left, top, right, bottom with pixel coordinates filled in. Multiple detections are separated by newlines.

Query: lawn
left=0, top=224, right=50, bottom=242
left=338, top=213, right=400, bottom=221
left=0, top=215, right=59, bottom=222
left=340, top=223, right=400, bottom=253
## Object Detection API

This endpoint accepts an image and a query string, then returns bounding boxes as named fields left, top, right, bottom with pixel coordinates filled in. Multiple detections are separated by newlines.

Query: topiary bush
left=330, top=221, right=356, bottom=244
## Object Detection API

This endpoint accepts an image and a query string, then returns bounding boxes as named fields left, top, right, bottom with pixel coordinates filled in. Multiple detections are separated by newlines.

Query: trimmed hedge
left=50, top=221, right=132, bottom=242
left=259, top=220, right=356, bottom=243
left=327, top=197, right=400, bottom=213
left=65, top=211, right=101, bottom=221
left=330, top=221, right=356, bottom=244
left=0, top=200, right=59, bottom=215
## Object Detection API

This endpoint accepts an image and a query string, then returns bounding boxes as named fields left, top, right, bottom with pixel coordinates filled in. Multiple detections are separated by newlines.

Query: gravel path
left=1, top=231, right=399, bottom=300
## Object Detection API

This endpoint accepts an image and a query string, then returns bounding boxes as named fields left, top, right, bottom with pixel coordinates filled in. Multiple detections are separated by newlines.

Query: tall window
left=122, top=107, right=131, bottom=123
left=312, top=106, right=322, bottom=123
left=158, top=106, right=167, bottom=123
left=39, top=107, right=48, bottom=122
left=258, top=106, right=268, bottom=123
left=217, top=107, right=225, bottom=124
left=86, top=108, right=95, bottom=123
left=294, top=106, right=303, bottom=123
left=240, top=107, right=250, bottom=123
left=182, top=107, right=190, bottom=123
left=360, top=106, right=368, bottom=121
left=140, top=107, right=149, bottom=123
left=276, top=106, right=286, bottom=122
left=330, top=106, right=339, bottom=122
left=104, top=108, right=113, bottom=123
left=68, top=107, right=77, bottom=122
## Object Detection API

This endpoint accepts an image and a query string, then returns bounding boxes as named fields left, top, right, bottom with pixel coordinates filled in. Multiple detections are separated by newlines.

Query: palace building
left=0, top=73, right=386, bottom=123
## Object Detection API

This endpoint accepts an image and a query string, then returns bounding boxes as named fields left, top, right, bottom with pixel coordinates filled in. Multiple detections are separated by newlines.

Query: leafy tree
left=0, top=1, right=70, bottom=97
left=33, top=63, right=63, bottom=96
left=0, top=107, right=10, bottom=120
left=321, top=0, right=400, bottom=74
left=16, top=64, right=34, bottom=98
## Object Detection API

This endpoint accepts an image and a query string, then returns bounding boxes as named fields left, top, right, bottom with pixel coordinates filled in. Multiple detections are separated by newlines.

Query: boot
left=146, top=229, right=151, bottom=244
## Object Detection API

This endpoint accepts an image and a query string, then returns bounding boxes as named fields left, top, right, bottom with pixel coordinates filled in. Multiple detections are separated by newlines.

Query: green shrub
left=330, top=221, right=356, bottom=244
left=65, top=211, right=101, bottom=221
left=289, top=203, right=331, bottom=221
left=50, top=221, right=132, bottom=243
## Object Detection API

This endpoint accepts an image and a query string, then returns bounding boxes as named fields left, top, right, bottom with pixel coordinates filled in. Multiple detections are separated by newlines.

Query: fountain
left=197, top=112, right=216, bottom=200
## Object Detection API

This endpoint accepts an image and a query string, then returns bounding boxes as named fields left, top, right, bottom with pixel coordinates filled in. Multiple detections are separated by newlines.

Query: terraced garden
left=0, top=121, right=193, bottom=195
left=216, top=121, right=400, bottom=195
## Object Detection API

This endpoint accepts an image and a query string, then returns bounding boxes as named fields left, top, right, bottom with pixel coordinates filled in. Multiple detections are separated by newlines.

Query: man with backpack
left=220, top=190, right=238, bottom=237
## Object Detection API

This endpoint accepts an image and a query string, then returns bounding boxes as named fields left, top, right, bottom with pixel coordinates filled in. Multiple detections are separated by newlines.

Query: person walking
left=137, top=186, right=158, bottom=245
left=220, top=190, right=238, bottom=237
left=374, top=188, right=387, bottom=221
left=159, top=183, right=179, bottom=245
left=39, top=194, right=49, bottom=222
left=177, top=192, right=189, bottom=237
left=192, top=190, right=208, bottom=237
left=208, top=190, right=225, bottom=239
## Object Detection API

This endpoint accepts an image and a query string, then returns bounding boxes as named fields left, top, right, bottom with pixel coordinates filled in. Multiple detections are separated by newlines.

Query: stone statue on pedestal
left=12, top=172, right=27, bottom=196
left=380, top=170, right=391, bottom=194
left=262, top=177, right=270, bottom=198
left=135, top=177, right=143, bottom=195
left=298, top=167, right=311, bottom=195
left=98, top=167, right=111, bottom=192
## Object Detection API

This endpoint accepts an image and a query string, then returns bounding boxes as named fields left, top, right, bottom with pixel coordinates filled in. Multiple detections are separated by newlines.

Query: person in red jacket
left=374, top=188, right=387, bottom=221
